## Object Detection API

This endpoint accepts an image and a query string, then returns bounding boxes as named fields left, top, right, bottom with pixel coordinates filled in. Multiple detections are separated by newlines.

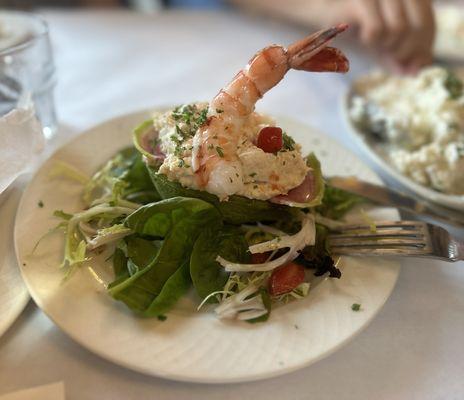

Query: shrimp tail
left=287, top=23, right=349, bottom=71
left=295, top=47, right=349, bottom=73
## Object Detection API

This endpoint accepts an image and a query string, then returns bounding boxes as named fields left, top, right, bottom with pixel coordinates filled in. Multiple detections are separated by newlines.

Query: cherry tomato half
left=268, top=262, right=305, bottom=297
left=257, top=126, right=283, bottom=153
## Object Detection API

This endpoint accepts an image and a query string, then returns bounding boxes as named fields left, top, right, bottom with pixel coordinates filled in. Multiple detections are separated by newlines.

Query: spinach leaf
left=108, top=197, right=221, bottom=314
left=125, top=236, right=162, bottom=268
left=108, top=237, right=162, bottom=289
left=316, top=186, right=364, bottom=220
left=144, top=260, right=191, bottom=317
left=110, top=247, right=129, bottom=287
left=190, top=226, right=249, bottom=301
left=148, top=168, right=295, bottom=224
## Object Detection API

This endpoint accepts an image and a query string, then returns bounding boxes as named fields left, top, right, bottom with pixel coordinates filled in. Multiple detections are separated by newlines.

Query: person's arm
left=230, top=0, right=346, bottom=28
left=231, top=0, right=435, bottom=73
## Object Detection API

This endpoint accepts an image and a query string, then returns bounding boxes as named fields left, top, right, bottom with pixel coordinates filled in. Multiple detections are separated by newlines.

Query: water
left=0, top=11, right=57, bottom=139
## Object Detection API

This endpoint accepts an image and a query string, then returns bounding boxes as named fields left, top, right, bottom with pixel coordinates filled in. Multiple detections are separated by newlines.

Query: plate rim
left=14, top=108, right=401, bottom=383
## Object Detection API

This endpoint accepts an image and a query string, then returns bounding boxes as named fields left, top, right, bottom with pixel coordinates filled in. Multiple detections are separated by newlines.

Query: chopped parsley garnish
left=216, top=146, right=224, bottom=157
left=249, top=172, right=257, bottom=178
left=229, top=177, right=233, bottom=183
left=216, top=108, right=224, bottom=113
left=38, top=200, right=44, bottom=208
left=177, top=159, right=185, bottom=168
left=208, top=143, right=214, bottom=150
left=444, top=71, right=463, bottom=100
left=282, top=132, right=296, bottom=151
left=157, top=315, right=167, bottom=321
left=351, top=303, right=361, bottom=312
left=171, top=104, right=209, bottom=156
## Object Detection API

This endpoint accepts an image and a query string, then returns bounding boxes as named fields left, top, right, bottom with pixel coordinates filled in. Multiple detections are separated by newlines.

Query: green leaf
left=143, top=260, right=191, bottom=317
left=125, top=236, right=162, bottom=269
left=148, top=169, right=296, bottom=224
left=190, top=226, right=249, bottom=301
left=108, top=247, right=130, bottom=288
left=108, top=197, right=221, bottom=314
left=304, top=152, right=325, bottom=207
left=247, top=288, right=272, bottom=323
left=83, top=146, right=160, bottom=206
left=316, top=185, right=364, bottom=220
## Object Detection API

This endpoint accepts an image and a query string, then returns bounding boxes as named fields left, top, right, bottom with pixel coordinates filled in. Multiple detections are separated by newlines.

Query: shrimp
left=191, top=24, right=349, bottom=199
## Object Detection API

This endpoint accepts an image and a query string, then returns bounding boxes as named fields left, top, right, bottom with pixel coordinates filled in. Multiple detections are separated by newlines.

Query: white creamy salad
left=350, top=67, right=464, bottom=195
left=155, top=103, right=309, bottom=200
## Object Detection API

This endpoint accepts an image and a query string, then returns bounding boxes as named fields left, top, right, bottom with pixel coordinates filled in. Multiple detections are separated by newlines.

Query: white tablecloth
left=1, top=9, right=463, bottom=400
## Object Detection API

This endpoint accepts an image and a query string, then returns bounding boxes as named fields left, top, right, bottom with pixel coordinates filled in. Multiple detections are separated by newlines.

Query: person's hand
left=348, top=0, right=435, bottom=72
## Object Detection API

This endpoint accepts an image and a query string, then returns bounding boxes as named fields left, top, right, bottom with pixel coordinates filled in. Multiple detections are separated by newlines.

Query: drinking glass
left=0, top=11, right=56, bottom=139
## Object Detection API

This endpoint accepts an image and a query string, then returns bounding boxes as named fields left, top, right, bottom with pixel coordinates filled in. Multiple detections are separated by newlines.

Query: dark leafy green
left=316, top=185, right=364, bottom=220
left=108, top=197, right=220, bottom=314
left=108, top=237, right=162, bottom=289
left=144, top=260, right=191, bottom=317
left=190, top=226, right=249, bottom=301
left=148, top=168, right=296, bottom=224
left=86, top=147, right=160, bottom=205
left=298, top=224, right=341, bottom=278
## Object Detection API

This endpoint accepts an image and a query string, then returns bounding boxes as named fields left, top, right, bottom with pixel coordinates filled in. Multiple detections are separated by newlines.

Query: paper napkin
left=0, top=105, right=44, bottom=195
left=0, top=382, right=65, bottom=400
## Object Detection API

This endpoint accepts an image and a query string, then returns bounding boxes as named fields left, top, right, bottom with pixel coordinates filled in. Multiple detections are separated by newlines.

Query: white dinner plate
left=342, top=90, right=464, bottom=211
left=0, top=181, right=29, bottom=338
left=14, top=110, right=400, bottom=383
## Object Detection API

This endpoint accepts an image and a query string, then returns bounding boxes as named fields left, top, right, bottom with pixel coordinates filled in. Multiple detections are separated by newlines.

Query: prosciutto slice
left=139, top=127, right=165, bottom=161
left=270, top=170, right=317, bottom=206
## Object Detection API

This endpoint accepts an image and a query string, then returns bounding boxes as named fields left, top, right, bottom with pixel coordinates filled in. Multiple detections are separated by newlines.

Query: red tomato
left=268, top=262, right=305, bottom=297
left=257, top=127, right=283, bottom=153
left=250, top=252, right=271, bottom=264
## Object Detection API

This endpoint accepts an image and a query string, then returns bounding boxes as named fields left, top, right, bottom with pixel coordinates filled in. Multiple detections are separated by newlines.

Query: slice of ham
left=270, top=170, right=317, bottom=206
left=140, top=127, right=165, bottom=161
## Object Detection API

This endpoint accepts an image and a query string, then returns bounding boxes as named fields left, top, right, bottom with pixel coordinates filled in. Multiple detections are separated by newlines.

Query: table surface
left=1, top=9, right=463, bottom=400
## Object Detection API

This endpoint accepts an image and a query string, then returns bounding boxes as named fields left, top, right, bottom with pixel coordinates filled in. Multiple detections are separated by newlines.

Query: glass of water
left=0, top=11, right=56, bottom=139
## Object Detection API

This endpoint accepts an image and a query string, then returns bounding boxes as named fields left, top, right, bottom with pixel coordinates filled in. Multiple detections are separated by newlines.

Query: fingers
left=353, top=0, right=435, bottom=72
left=355, top=0, right=386, bottom=46
left=380, top=0, right=409, bottom=49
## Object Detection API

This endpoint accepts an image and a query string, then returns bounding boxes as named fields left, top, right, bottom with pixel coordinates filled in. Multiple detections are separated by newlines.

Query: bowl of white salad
left=344, top=66, right=464, bottom=211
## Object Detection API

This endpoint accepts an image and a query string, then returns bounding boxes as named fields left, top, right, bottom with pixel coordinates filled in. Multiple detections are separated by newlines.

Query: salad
left=51, top=25, right=361, bottom=322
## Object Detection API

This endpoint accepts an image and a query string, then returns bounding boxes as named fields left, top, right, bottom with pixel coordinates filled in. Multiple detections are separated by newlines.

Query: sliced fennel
left=216, top=213, right=315, bottom=272
left=59, top=203, right=138, bottom=270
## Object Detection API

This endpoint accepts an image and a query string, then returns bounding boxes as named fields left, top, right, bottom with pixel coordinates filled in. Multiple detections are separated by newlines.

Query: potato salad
left=350, top=67, right=464, bottom=195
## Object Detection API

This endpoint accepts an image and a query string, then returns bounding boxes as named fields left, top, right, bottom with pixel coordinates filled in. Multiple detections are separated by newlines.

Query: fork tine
left=333, top=220, right=424, bottom=232
left=330, top=229, right=424, bottom=239
left=329, top=237, right=426, bottom=247
left=328, top=220, right=435, bottom=258
left=330, top=246, right=432, bottom=257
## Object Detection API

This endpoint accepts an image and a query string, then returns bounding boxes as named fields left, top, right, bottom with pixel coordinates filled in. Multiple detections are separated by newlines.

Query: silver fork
left=328, top=220, right=463, bottom=262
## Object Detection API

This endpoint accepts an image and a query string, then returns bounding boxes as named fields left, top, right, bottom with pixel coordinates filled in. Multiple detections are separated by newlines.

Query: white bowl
left=342, top=89, right=464, bottom=211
